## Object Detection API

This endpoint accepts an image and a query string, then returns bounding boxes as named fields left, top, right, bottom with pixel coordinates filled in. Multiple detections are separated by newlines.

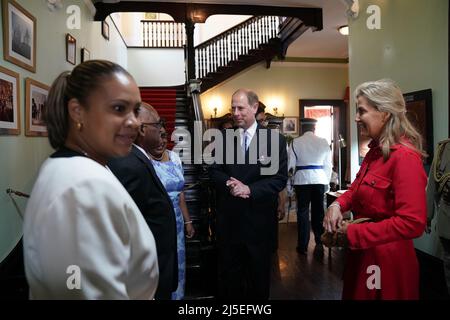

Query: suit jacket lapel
left=132, top=145, right=172, bottom=200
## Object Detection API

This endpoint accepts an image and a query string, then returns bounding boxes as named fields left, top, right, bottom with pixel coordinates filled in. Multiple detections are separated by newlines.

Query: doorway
left=299, top=99, right=347, bottom=189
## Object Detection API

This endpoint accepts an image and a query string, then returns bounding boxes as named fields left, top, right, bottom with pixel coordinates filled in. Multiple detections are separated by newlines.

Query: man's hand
left=226, top=177, right=251, bottom=199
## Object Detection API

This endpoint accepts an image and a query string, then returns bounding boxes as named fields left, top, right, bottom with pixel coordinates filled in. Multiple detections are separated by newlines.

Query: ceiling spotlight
left=338, top=25, right=349, bottom=36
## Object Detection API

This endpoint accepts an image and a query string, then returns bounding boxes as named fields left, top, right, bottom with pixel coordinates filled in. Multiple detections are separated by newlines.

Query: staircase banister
left=195, top=16, right=259, bottom=49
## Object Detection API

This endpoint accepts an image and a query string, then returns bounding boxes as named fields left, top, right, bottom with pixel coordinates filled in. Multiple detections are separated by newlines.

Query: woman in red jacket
left=323, top=79, right=427, bottom=300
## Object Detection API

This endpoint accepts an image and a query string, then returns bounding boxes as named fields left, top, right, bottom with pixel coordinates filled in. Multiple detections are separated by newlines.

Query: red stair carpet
left=140, top=87, right=177, bottom=150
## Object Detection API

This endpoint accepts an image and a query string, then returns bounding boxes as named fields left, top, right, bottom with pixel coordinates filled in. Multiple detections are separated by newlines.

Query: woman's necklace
left=150, top=150, right=166, bottom=161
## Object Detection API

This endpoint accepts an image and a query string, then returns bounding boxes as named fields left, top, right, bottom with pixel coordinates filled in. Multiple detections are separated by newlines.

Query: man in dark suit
left=108, top=103, right=177, bottom=300
left=210, top=89, right=288, bottom=299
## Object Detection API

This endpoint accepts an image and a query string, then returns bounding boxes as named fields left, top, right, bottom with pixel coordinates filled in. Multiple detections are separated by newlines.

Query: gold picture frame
left=25, top=78, right=49, bottom=137
left=0, top=65, right=21, bottom=135
left=2, top=0, right=36, bottom=73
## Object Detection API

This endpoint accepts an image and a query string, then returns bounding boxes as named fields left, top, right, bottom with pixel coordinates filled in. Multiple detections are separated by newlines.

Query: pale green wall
left=201, top=61, right=349, bottom=120
left=348, top=0, right=448, bottom=256
left=0, top=0, right=127, bottom=262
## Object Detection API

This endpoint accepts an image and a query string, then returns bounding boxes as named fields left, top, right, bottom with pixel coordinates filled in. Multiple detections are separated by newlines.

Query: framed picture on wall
left=66, top=33, right=76, bottom=65
left=357, top=88, right=433, bottom=165
left=81, top=47, right=90, bottom=63
left=282, top=117, right=298, bottom=135
left=25, top=78, right=49, bottom=137
left=2, top=0, right=37, bottom=72
left=0, top=65, right=20, bottom=135
left=403, top=89, right=433, bottom=164
left=102, top=20, right=110, bottom=40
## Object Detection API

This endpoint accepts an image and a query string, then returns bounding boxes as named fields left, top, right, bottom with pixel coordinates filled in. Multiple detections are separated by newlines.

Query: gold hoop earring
left=76, top=122, right=83, bottom=131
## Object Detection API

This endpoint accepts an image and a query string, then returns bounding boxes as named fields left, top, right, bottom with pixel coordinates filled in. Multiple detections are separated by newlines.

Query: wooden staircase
left=139, top=86, right=186, bottom=150
left=195, top=15, right=312, bottom=92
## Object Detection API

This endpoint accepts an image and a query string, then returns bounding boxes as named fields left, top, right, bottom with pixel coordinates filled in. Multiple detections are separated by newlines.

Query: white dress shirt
left=240, top=120, right=258, bottom=150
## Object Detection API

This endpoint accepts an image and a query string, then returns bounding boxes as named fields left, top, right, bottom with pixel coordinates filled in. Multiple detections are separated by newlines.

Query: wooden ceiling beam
left=94, top=1, right=322, bottom=30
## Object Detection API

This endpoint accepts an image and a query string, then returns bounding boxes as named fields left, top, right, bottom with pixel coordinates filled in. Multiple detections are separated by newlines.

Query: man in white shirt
left=289, top=118, right=332, bottom=254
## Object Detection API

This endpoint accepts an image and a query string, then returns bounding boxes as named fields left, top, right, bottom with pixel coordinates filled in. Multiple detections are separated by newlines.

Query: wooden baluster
left=168, top=23, right=171, bottom=47
left=241, top=27, right=245, bottom=55
left=209, top=43, right=213, bottom=73
left=247, top=21, right=253, bottom=51
left=272, top=16, right=276, bottom=38
left=146, top=22, right=149, bottom=47
left=252, top=21, right=255, bottom=49
left=211, top=41, right=217, bottom=72
left=164, top=23, right=167, bottom=47
left=221, top=37, right=225, bottom=67
left=161, top=23, right=165, bottom=47
left=142, top=22, right=145, bottom=47
left=217, top=39, right=220, bottom=68
left=264, top=16, right=269, bottom=42
left=251, top=20, right=256, bottom=49
left=214, top=40, right=219, bottom=71
left=178, top=23, right=181, bottom=47
left=217, top=40, right=220, bottom=70
left=154, top=22, right=157, bottom=47
left=227, top=32, right=231, bottom=64
left=156, top=22, right=159, bottom=47
left=201, top=47, right=205, bottom=78
left=171, top=22, right=174, bottom=47
left=232, top=31, right=236, bottom=60
left=253, top=20, right=257, bottom=49
left=174, top=23, right=178, bottom=47
left=258, top=18, right=263, bottom=46
left=242, top=26, right=247, bottom=54
left=160, top=22, right=163, bottom=47
left=219, top=38, right=223, bottom=67
left=230, top=31, right=235, bottom=61
left=150, top=22, right=153, bottom=47
left=247, top=23, right=251, bottom=52
left=171, top=23, right=174, bottom=47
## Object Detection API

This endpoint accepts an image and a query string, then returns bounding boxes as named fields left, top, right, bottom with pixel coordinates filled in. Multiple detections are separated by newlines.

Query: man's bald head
left=139, top=102, right=159, bottom=122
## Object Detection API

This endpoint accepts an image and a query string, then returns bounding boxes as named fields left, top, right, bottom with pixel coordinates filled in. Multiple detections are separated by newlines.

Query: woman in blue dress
left=149, top=125, right=195, bottom=300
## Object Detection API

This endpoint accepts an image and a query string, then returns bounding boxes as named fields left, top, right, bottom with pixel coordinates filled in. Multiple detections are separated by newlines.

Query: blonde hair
left=354, top=79, right=426, bottom=160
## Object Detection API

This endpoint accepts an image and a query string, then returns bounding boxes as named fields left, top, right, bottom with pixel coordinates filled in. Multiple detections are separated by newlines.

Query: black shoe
left=296, top=247, right=307, bottom=255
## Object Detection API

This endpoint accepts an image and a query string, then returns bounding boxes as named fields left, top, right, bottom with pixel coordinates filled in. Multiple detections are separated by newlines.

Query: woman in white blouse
left=23, top=60, right=158, bottom=299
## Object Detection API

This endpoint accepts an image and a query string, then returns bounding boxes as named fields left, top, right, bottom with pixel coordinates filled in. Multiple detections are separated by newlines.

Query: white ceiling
left=99, top=0, right=349, bottom=58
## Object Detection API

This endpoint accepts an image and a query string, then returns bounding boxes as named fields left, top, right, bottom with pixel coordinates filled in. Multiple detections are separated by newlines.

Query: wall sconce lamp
left=338, top=25, right=349, bottom=36
left=273, top=107, right=278, bottom=115
left=213, top=107, right=217, bottom=118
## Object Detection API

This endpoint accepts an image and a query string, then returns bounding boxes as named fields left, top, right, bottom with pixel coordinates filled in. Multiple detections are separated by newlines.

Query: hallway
left=270, top=223, right=345, bottom=300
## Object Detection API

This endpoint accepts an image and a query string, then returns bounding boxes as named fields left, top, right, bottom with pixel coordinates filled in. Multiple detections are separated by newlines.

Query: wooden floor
left=270, top=223, right=345, bottom=300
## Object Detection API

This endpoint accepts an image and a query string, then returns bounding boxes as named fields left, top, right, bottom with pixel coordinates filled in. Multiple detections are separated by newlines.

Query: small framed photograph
left=282, top=117, right=298, bottom=135
left=66, top=33, right=76, bottom=65
left=102, top=20, right=110, bottom=40
left=0, top=65, right=20, bottom=135
left=81, top=47, right=90, bottom=63
left=2, top=0, right=37, bottom=72
left=25, top=78, right=49, bottom=137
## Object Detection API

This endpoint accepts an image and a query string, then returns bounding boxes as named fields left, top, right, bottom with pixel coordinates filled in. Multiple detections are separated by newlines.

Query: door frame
left=299, top=99, right=347, bottom=187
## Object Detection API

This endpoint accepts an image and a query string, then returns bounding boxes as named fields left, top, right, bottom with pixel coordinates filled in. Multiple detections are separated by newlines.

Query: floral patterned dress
left=151, top=150, right=186, bottom=300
